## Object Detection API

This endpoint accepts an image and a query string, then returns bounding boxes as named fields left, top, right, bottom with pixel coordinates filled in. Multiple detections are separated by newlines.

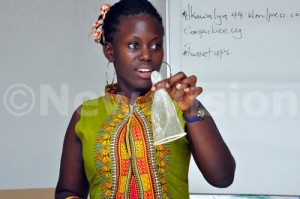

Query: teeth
left=138, top=69, right=152, bottom=72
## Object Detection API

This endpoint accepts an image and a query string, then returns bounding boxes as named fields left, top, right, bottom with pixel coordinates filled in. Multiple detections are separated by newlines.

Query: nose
left=139, top=46, right=151, bottom=61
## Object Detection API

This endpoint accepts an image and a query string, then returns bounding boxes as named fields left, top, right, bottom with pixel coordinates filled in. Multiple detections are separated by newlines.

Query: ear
left=103, top=42, right=114, bottom=62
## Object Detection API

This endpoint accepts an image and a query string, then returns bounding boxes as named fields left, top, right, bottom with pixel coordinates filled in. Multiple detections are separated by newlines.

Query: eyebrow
left=129, top=35, right=163, bottom=41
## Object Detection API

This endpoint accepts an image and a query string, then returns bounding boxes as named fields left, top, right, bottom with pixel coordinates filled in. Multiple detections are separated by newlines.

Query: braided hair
left=100, top=0, right=164, bottom=45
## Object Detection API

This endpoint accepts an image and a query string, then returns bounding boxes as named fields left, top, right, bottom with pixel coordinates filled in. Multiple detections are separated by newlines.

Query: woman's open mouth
left=135, top=68, right=154, bottom=79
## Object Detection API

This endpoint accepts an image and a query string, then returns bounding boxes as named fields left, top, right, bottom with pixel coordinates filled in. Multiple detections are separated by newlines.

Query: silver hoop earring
left=162, top=61, right=172, bottom=78
left=106, top=61, right=116, bottom=86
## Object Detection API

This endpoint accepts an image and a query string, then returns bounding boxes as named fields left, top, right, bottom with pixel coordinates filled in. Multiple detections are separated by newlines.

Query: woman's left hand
left=151, top=71, right=203, bottom=111
left=152, top=71, right=236, bottom=188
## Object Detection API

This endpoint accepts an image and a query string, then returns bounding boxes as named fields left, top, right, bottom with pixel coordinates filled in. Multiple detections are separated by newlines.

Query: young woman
left=55, top=0, right=235, bottom=198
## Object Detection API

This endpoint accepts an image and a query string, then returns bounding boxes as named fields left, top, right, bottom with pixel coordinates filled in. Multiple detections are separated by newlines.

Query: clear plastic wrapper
left=151, top=71, right=186, bottom=145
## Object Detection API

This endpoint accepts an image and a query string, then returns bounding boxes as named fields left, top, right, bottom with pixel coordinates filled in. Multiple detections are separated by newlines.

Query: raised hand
left=151, top=72, right=203, bottom=111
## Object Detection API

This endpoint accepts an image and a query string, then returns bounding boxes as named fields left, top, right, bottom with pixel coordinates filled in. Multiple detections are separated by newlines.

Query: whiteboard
left=179, top=0, right=300, bottom=196
left=181, top=0, right=300, bottom=83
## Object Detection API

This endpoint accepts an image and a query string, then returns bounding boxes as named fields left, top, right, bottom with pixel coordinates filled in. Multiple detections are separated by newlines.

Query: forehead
left=116, top=14, right=164, bottom=36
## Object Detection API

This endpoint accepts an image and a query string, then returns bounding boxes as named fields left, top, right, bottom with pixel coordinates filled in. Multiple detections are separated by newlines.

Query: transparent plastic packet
left=151, top=71, right=186, bottom=145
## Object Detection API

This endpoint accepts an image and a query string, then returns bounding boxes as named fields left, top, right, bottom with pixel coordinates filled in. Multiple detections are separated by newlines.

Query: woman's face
left=110, top=14, right=164, bottom=94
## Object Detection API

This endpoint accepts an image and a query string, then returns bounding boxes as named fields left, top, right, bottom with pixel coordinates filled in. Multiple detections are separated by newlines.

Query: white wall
left=0, top=0, right=104, bottom=189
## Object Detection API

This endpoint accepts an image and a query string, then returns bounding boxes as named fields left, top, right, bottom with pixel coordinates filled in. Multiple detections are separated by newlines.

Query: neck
left=117, top=85, right=150, bottom=104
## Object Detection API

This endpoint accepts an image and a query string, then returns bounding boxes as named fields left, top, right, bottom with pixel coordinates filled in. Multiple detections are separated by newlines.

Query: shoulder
left=79, top=96, right=106, bottom=116
left=73, top=96, right=109, bottom=122
left=68, top=105, right=82, bottom=129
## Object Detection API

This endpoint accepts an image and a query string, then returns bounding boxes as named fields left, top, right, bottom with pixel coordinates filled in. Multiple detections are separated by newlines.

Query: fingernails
left=176, top=83, right=182, bottom=89
left=151, top=86, right=156, bottom=91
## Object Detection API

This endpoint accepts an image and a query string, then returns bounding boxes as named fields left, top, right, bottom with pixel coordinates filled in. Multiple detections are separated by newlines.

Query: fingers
left=151, top=71, right=203, bottom=110
left=151, top=79, right=167, bottom=91
left=176, top=86, right=203, bottom=111
left=152, top=72, right=195, bottom=91
left=151, top=72, right=185, bottom=91
left=185, top=86, right=203, bottom=98
left=167, top=72, right=187, bottom=87
left=167, top=73, right=200, bottom=99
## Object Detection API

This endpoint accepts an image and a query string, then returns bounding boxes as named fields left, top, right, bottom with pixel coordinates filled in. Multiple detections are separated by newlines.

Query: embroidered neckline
left=104, top=83, right=154, bottom=105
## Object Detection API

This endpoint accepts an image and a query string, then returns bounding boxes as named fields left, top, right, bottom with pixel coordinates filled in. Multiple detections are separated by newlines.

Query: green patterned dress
left=75, top=84, right=191, bottom=199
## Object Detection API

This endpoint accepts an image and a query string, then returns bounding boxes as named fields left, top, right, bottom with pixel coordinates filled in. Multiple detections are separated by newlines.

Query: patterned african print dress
left=75, top=84, right=191, bottom=199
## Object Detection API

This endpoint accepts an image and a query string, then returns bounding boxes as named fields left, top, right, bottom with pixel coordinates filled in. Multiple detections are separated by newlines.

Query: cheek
left=114, top=52, right=129, bottom=67
left=114, top=57, right=132, bottom=75
left=154, top=52, right=164, bottom=64
left=115, top=50, right=136, bottom=64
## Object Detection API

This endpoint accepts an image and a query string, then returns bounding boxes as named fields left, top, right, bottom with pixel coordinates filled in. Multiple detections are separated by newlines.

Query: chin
left=135, top=81, right=152, bottom=91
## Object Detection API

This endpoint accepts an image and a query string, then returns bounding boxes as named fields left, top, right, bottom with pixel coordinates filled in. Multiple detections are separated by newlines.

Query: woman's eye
left=128, top=42, right=139, bottom=50
left=151, top=43, right=162, bottom=51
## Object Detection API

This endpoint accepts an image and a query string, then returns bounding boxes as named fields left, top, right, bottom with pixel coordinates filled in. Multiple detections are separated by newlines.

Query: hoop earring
left=162, top=61, right=172, bottom=78
left=106, top=61, right=115, bottom=86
